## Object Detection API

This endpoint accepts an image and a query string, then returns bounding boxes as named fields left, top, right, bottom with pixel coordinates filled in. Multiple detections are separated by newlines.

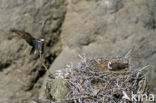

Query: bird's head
left=40, top=39, right=44, bottom=42
left=108, top=61, right=112, bottom=70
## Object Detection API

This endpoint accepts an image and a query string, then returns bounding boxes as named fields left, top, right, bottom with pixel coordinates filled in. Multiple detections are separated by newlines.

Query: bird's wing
left=10, top=29, right=36, bottom=46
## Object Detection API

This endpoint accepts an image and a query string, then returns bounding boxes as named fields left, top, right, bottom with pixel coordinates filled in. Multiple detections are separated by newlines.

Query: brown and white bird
left=10, top=29, right=44, bottom=54
left=107, top=58, right=129, bottom=70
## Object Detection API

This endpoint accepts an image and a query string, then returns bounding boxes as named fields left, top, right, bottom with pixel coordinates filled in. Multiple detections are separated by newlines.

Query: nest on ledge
left=45, top=56, right=150, bottom=103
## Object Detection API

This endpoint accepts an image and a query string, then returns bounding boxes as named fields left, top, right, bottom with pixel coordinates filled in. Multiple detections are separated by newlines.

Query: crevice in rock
left=0, top=62, right=11, bottom=72
left=26, top=0, right=67, bottom=93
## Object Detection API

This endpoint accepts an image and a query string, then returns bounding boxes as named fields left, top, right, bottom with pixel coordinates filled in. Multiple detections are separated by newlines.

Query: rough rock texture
left=39, top=0, right=156, bottom=101
left=0, top=0, right=156, bottom=102
left=0, top=0, right=66, bottom=103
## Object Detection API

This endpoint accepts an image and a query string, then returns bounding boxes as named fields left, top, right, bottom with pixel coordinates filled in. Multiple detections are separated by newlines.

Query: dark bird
left=10, top=29, right=44, bottom=54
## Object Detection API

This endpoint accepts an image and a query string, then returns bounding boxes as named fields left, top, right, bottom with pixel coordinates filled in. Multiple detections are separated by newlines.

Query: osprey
left=10, top=29, right=44, bottom=54
left=107, top=58, right=129, bottom=70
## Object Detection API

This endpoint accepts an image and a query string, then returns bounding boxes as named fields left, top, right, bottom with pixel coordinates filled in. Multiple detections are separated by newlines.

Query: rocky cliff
left=0, top=0, right=155, bottom=102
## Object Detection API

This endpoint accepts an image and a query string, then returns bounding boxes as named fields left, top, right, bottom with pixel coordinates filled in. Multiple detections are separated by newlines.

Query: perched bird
left=92, top=57, right=129, bottom=71
left=107, top=58, right=129, bottom=70
left=10, top=29, right=44, bottom=54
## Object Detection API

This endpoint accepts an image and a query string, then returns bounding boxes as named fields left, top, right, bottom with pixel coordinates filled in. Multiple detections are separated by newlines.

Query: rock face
left=0, top=0, right=66, bottom=103
left=40, top=0, right=156, bottom=101
left=0, top=0, right=156, bottom=102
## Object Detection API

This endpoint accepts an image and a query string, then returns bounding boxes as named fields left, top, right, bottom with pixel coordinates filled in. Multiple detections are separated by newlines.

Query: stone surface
left=0, top=0, right=156, bottom=102
left=0, top=0, right=66, bottom=103
left=40, top=0, right=156, bottom=101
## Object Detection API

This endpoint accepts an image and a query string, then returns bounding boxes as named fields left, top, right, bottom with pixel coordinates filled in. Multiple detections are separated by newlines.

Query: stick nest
left=47, top=57, right=149, bottom=103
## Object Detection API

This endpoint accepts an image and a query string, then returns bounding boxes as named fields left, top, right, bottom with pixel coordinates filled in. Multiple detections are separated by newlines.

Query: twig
left=138, top=65, right=150, bottom=72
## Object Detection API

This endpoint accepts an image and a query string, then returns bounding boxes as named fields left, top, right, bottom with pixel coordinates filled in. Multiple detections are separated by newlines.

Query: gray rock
left=0, top=0, right=156, bottom=102
left=0, top=0, right=66, bottom=103
left=39, top=0, right=156, bottom=101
